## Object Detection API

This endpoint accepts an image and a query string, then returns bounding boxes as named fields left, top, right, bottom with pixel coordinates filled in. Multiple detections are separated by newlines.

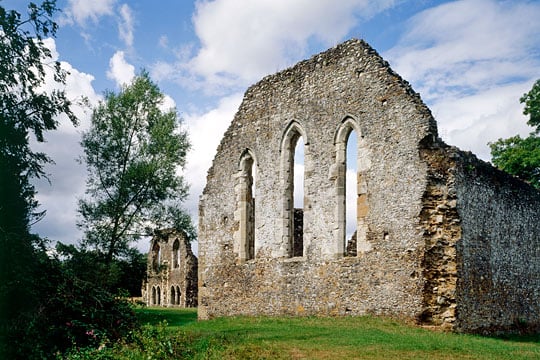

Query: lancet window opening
left=335, top=117, right=366, bottom=257
left=281, top=121, right=307, bottom=258
left=172, top=239, right=180, bottom=268
left=237, top=149, right=256, bottom=261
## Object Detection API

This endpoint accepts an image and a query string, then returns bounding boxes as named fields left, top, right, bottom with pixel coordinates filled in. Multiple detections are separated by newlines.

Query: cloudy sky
left=7, top=0, right=540, bottom=253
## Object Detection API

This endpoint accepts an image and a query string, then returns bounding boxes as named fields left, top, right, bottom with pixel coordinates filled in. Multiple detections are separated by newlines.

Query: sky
left=6, top=0, right=539, bottom=254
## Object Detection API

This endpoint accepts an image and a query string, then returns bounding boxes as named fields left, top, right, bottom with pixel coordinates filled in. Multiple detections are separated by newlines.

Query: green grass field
left=66, top=307, right=540, bottom=359
left=132, top=308, right=540, bottom=360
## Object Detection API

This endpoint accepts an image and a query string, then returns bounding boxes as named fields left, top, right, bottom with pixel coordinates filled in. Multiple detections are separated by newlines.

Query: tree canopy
left=490, top=80, right=540, bottom=189
left=0, top=1, right=81, bottom=357
left=520, top=79, right=540, bottom=132
left=78, top=72, right=192, bottom=263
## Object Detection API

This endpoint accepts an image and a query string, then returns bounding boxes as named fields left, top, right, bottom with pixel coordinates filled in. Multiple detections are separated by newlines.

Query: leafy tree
left=490, top=80, right=540, bottom=189
left=0, top=1, right=77, bottom=357
left=78, top=72, right=192, bottom=264
left=55, top=242, right=147, bottom=296
left=520, top=79, right=540, bottom=131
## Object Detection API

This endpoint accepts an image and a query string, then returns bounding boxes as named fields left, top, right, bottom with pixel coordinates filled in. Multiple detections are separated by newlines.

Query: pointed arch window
left=152, top=286, right=157, bottom=305
left=152, top=242, right=161, bottom=272
left=170, top=286, right=176, bottom=305
left=334, top=117, right=369, bottom=257
left=236, top=149, right=256, bottom=261
left=281, top=121, right=308, bottom=258
left=172, top=238, right=180, bottom=268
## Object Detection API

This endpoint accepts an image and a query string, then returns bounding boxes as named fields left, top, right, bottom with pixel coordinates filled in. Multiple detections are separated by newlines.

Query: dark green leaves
left=489, top=79, right=540, bottom=189
left=490, top=135, right=540, bottom=189
left=520, top=79, right=540, bottom=132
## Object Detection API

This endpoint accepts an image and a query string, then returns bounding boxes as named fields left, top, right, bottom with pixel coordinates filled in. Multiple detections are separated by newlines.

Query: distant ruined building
left=142, top=229, right=197, bottom=308
left=197, top=39, right=540, bottom=334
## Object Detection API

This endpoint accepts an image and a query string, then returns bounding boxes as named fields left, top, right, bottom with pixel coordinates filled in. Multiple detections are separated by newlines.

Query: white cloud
left=30, top=39, right=101, bottom=245
left=182, top=93, right=243, bottom=219
left=159, top=94, right=176, bottom=113
left=158, top=35, right=169, bottom=48
left=118, top=3, right=135, bottom=47
left=387, top=0, right=540, bottom=97
left=154, top=0, right=397, bottom=93
left=107, top=50, right=135, bottom=86
left=62, top=0, right=117, bottom=25
left=385, top=0, right=540, bottom=160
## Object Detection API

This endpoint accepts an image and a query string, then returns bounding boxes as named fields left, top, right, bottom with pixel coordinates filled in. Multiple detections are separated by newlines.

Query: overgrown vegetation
left=55, top=242, right=147, bottom=296
left=62, top=308, right=540, bottom=360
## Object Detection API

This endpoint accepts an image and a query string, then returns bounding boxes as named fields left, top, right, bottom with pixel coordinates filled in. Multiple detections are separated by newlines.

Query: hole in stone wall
left=345, top=129, right=358, bottom=256
left=172, top=239, right=180, bottom=268
left=152, top=242, right=161, bottom=272
left=293, top=139, right=304, bottom=257
left=170, top=286, right=176, bottom=305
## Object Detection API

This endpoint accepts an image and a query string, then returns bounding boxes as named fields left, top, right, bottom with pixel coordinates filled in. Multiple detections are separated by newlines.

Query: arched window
left=151, top=286, right=157, bottom=305
left=281, top=121, right=308, bottom=257
left=236, top=149, right=256, bottom=262
left=157, top=286, right=161, bottom=305
left=152, top=241, right=161, bottom=272
left=172, top=239, right=180, bottom=268
left=334, top=117, right=369, bottom=257
left=345, top=129, right=358, bottom=254
left=170, top=286, right=176, bottom=306
left=176, top=286, right=181, bottom=305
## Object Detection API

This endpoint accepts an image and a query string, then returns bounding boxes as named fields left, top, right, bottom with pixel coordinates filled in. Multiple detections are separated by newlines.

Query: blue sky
left=6, top=0, right=539, bottom=253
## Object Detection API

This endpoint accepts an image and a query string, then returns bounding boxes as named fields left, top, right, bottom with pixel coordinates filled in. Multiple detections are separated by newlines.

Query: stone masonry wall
left=418, top=142, right=461, bottom=329
left=198, top=38, right=540, bottom=333
left=419, top=142, right=540, bottom=333
left=199, top=39, right=437, bottom=321
left=452, top=151, right=540, bottom=334
left=143, top=229, right=198, bottom=308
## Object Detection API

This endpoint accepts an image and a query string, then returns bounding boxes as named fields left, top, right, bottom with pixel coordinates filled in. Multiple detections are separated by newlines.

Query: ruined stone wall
left=143, top=229, right=198, bottom=307
left=199, top=39, right=438, bottom=320
left=198, top=38, right=540, bottom=334
left=452, top=151, right=540, bottom=334
left=419, top=143, right=540, bottom=333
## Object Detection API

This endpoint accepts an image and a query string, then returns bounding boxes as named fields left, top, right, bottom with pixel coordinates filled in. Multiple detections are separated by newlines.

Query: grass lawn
left=132, top=307, right=540, bottom=359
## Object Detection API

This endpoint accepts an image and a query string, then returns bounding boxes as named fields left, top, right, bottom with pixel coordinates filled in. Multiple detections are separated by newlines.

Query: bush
left=3, top=251, right=140, bottom=359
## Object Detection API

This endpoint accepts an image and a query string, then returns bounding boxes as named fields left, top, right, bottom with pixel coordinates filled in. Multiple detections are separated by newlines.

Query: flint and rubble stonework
left=142, top=229, right=198, bottom=308
left=198, top=39, right=540, bottom=334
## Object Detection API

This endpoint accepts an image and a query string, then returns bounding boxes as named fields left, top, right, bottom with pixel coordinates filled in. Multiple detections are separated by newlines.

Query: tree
left=0, top=1, right=78, bottom=357
left=520, top=79, right=540, bottom=131
left=78, top=72, right=192, bottom=264
left=55, top=242, right=147, bottom=296
left=490, top=80, right=540, bottom=189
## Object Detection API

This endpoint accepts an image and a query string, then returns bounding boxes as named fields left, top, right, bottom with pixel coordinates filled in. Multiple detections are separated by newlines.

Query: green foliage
left=2, top=249, right=140, bottom=359
left=489, top=80, right=540, bottom=188
left=56, top=243, right=147, bottom=296
left=489, top=135, right=540, bottom=189
left=78, top=72, right=192, bottom=263
left=521, top=79, right=540, bottom=132
left=0, top=1, right=79, bottom=358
